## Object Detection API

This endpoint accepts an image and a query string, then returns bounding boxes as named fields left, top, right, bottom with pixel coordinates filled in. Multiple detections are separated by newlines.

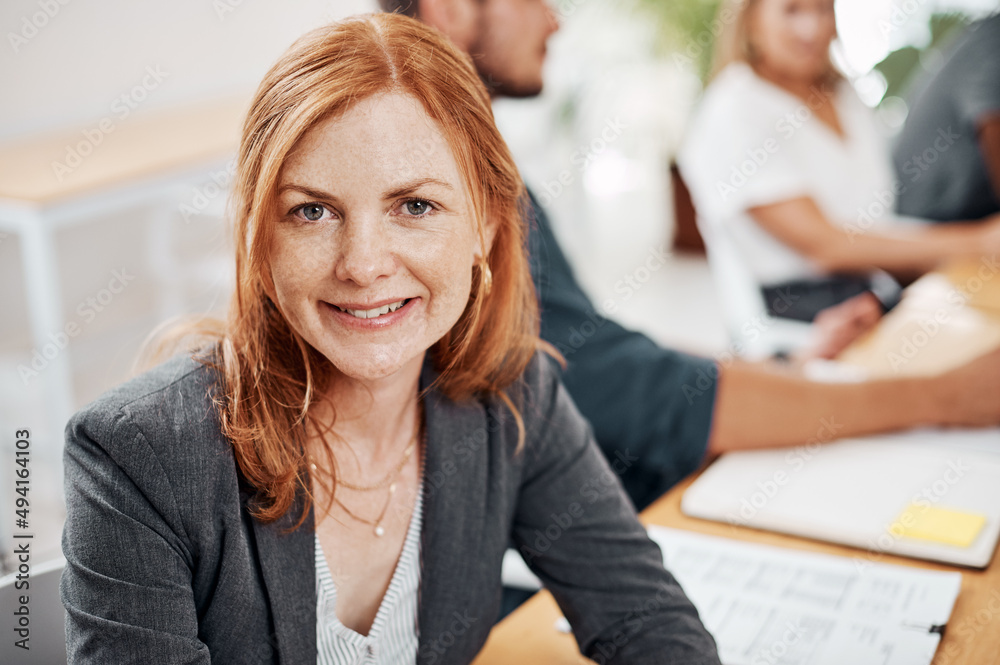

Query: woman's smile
left=322, top=296, right=421, bottom=330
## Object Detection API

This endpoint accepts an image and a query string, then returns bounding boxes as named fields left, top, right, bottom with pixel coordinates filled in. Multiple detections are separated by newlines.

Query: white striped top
left=314, top=479, right=424, bottom=665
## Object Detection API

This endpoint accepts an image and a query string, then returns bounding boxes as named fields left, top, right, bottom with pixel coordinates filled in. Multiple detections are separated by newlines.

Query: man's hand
left=798, top=291, right=883, bottom=361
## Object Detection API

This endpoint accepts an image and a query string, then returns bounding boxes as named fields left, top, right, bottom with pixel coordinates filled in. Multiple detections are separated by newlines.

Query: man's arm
left=709, top=349, right=1000, bottom=454
left=526, top=189, right=1000, bottom=483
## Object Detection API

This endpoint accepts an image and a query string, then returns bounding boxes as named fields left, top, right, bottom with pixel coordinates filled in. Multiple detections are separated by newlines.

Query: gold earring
left=480, top=260, right=493, bottom=297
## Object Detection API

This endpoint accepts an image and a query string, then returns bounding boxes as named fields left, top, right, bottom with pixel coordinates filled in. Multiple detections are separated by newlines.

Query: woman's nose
left=791, top=13, right=827, bottom=45
left=333, top=214, right=396, bottom=287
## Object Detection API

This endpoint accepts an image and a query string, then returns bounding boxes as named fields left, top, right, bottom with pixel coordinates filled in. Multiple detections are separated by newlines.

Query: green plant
left=634, top=0, right=725, bottom=80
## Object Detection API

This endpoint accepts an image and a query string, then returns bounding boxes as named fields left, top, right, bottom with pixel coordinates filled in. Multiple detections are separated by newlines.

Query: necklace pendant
left=374, top=525, right=385, bottom=537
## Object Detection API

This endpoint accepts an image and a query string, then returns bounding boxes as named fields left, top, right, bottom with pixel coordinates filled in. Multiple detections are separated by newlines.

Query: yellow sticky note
left=894, top=504, right=986, bottom=548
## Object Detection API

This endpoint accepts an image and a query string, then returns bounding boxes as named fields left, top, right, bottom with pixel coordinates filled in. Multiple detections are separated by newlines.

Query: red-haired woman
left=59, top=13, right=720, bottom=665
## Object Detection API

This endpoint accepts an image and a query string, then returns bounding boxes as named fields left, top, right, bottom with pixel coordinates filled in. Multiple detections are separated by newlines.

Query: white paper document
left=648, top=526, right=963, bottom=665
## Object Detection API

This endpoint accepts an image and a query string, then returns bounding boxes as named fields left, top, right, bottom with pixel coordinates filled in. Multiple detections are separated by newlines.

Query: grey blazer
left=60, top=350, right=721, bottom=664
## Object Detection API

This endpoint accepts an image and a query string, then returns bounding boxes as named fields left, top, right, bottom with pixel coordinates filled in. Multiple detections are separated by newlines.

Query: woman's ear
left=475, top=214, right=500, bottom=262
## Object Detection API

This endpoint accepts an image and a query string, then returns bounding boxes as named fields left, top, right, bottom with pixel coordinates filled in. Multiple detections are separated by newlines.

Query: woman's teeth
left=336, top=299, right=408, bottom=319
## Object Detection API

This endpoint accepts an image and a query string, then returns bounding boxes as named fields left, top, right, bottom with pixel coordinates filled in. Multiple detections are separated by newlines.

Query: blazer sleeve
left=510, top=355, right=721, bottom=665
left=60, top=405, right=211, bottom=664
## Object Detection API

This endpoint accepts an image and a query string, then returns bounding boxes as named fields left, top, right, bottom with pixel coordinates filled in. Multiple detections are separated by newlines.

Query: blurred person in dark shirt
left=894, top=13, right=1000, bottom=222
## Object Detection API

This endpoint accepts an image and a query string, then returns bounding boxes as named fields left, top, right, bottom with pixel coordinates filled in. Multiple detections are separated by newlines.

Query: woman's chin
left=322, top=348, right=427, bottom=384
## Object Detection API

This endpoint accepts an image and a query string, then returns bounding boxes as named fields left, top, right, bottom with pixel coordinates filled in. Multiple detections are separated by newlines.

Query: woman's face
left=749, top=0, right=837, bottom=83
left=270, top=92, right=486, bottom=383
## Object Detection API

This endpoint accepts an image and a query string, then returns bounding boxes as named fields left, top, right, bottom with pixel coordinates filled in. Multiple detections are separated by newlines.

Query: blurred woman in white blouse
left=678, top=0, right=1000, bottom=359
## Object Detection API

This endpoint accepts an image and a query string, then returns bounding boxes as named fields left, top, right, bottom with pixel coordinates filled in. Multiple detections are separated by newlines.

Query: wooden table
left=838, top=259, right=1000, bottom=377
left=473, top=260, right=1000, bottom=665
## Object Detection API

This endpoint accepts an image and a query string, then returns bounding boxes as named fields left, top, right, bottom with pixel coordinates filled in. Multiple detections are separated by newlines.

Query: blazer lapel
left=417, top=363, right=492, bottom=663
left=248, top=490, right=317, bottom=664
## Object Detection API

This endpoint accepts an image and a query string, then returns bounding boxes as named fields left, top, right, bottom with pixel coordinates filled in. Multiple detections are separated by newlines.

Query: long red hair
left=152, top=13, right=542, bottom=531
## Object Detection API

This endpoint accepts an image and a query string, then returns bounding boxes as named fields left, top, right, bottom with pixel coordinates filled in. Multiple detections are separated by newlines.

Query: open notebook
left=681, top=427, right=1000, bottom=568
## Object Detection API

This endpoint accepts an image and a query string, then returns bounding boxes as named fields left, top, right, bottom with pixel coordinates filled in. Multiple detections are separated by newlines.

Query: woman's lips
left=322, top=297, right=419, bottom=329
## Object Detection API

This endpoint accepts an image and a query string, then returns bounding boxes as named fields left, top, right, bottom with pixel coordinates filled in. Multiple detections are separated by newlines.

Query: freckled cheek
left=270, top=241, right=334, bottom=331
left=414, top=251, right=474, bottom=314
left=273, top=239, right=334, bottom=295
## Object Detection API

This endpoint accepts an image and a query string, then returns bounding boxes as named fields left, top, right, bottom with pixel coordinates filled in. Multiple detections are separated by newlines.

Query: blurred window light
left=834, top=0, right=998, bottom=78
left=876, top=95, right=910, bottom=130
left=835, top=0, right=895, bottom=75
left=583, top=150, right=645, bottom=199
left=853, top=69, right=889, bottom=107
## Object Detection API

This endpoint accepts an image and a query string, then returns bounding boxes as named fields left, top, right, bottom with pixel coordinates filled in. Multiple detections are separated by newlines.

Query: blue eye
left=301, top=204, right=326, bottom=221
left=403, top=199, right=431, bottom=216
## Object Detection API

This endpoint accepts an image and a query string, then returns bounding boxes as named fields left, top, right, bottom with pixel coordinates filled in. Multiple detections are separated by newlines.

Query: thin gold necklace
left=312, top=403, right=423, bottom=537
left=335, top=440, right=415, bottom=491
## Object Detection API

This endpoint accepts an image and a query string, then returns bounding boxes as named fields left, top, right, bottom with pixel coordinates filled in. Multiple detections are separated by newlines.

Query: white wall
left=0, top=0, right=377, bottom=141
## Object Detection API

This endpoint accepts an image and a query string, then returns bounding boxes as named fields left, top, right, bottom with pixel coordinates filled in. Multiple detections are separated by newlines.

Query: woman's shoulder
left=441, top=348, right=565, bottom=448
left=66, top=352, right=226, bottom=466
left=498, top=348, right=587, bottom=448
left=502, top=348, right=563, bottom=410
left=700, top=62, right=776, bottom=110
left=74, top=352, right=217, bottom=421
left=680, top=63, right=782, bottom=163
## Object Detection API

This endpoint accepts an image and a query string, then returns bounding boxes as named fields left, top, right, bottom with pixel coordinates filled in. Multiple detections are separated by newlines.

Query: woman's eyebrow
left=277, top=183, right=342, bottom=202
left=278, top=178, right=454, bottom=202
left=384, top=177, right=454, bottom=199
